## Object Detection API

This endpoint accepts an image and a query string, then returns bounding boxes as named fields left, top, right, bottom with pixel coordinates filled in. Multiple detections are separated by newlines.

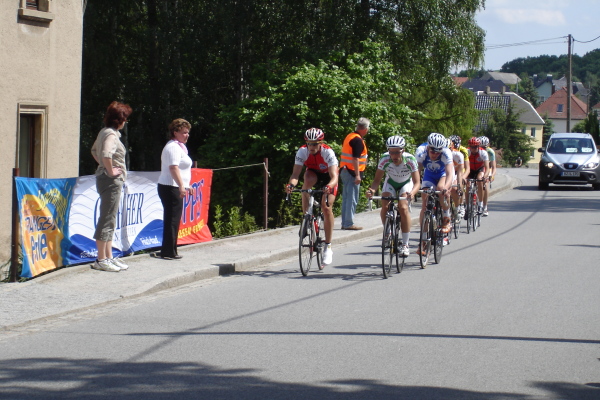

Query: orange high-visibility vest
left=340, top=132, right=368, bottom=171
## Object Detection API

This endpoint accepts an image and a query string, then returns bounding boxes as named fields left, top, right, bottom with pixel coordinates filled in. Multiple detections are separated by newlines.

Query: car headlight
left=543, top=162, right=554, bottom=168
left=583, top=162, right=599, bottom=169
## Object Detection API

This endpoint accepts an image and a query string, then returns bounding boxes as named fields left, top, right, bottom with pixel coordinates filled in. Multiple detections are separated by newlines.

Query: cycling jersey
left=451, top=150, right=464, bottom=174
left=378, top=152, right=418, bottom=193
left=468, top=147, right=489, bottom=171
left=295, top=144, right=338, bottom=173
left=416, top=145, right=453, bottom=184
left=486, top=147, right=496, bottom=163
left=459, top=145, right=469, bottom=166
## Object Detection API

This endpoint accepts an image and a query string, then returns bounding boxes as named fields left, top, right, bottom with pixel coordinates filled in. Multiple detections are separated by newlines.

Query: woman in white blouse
left=155, top=118, right=195, bottom=259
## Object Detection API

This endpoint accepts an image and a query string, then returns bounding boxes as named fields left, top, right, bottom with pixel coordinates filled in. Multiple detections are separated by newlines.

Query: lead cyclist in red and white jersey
left=286, top=128, right=339, bottom=265
left=467, top=137, right=490, bottom=214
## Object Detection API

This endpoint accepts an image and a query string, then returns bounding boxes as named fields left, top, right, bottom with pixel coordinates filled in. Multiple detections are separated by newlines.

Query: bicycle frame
left=288, top=189, right=326, bottom=276
left=418, top=187, right=444, bottom=268
left=370, top=191, right=408, bottom=278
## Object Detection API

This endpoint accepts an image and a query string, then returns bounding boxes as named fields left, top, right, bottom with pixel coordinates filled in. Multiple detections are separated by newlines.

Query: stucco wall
left=0, top=0, right=82, bottom=261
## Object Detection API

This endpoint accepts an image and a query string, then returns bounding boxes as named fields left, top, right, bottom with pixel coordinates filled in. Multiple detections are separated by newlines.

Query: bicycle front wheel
left=419, top=213, right=432, bottom=269
left=452, top=201, right=461, bottom=239
left=434, top=227, right=443, bottom=264
left=315, top=214, right=325, bottom=270
left=471, top=193, right=478, bottom=232
left=395, top=216, right=404, bottom=273
left=299, top=215, right=315, bottom=276
left=382, top=218, right=393, bottom=279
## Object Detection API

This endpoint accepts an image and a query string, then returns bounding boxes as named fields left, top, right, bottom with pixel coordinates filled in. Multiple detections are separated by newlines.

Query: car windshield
left=547, top=138, right=595, bottom=154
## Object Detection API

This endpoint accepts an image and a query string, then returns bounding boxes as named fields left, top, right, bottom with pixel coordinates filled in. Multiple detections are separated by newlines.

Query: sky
left=476, top=0, right=600, bottom=71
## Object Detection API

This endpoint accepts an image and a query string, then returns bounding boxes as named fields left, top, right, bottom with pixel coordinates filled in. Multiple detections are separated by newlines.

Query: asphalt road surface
left=0, top=168, right=599, bottom=399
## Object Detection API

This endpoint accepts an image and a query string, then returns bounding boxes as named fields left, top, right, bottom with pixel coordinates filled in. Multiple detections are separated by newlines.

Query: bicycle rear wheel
left=382, top=218, right=394, bottom=278
left=299, top=215, right=315, bottom=276
left=419, top=213, right=432, bottom=269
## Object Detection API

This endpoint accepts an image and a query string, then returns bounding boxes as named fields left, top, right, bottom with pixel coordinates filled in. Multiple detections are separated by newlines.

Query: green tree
left=518, top=73, right=539, bottom=108
left=542, top=115, right=555, bottom=147
left=200, top=41, right=420, bottom=228
left=573, top=111, right=600, bottom=143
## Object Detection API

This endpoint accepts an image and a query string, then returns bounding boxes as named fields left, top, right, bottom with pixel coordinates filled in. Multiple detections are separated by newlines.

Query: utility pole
left=567, top=34, right=572, bottom=132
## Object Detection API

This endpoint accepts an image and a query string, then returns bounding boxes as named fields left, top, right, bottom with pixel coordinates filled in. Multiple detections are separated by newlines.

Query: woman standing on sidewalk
left=154, top=118, right=195, bottom=260
left=91, top=101, right=132, bottom=272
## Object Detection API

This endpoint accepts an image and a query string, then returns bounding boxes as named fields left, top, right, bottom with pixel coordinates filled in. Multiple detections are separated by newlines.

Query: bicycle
left=287, top=188, right=327, bottom=276
left=449, top=185, right=462, bottom=240
left=465, top=179, right=485, bottom=233
left=418, top=187, right=445, bottom=268
left=369, top=191, right=408, bottom=279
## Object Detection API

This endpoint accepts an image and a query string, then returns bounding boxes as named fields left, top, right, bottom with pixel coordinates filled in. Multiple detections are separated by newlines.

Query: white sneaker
left=110, top=258, right=129, bottom=270
left=400, top=244, right=410, bottom=257
left=322, top=245, right=333, bottom=265
left=443, top=237, right=449, bottom=246
left=92, top=259, right=120, bottom=272
left=458, top=206, right=465, bottom=219
left=483, top=208, right=489, bottom=217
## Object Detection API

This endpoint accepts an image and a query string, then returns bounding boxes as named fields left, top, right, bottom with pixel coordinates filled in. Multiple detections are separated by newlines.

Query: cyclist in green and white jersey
left=479, top=136, right=496, bottom=216
left=366, top=136, right=420, bottom=256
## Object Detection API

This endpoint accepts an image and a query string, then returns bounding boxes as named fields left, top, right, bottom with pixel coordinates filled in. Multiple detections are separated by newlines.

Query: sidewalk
left=0, top=173, right=517, bottom=331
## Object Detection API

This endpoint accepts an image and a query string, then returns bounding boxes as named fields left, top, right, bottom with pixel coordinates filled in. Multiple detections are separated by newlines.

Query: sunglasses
left=306, top=142, right=320, bottom=147
left=388, top=149, right=404, bottom=155
left=428, top=147, right=442, bottom=153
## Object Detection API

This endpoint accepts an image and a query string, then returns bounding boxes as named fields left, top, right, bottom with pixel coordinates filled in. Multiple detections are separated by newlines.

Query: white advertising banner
left=67, top=172, right=164, bottom=264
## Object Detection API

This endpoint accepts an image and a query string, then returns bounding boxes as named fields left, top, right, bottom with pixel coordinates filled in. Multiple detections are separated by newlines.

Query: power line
left=573, top=34, right=600, bottom=44
left=486, top=36, right=568, bottom=50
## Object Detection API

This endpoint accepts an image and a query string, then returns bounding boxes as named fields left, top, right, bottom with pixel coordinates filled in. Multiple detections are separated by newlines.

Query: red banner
left=177, top=168, right=213, bottom=244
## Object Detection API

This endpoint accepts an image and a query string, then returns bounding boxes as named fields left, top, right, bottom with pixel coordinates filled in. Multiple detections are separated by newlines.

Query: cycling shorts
left=468, top=167, right=485, bottom=180
left=382, top=177, right=413, bottom=196
left=309, top=170, right=338, bottom=196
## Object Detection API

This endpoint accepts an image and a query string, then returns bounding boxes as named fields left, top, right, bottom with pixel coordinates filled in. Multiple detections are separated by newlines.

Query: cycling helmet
left=386, top=135, right=406, bottom=149
left=468, top=137, right=481, bottom=147
left=304, top=128, right=324, bottom=142
left=479, top=136, right=490, bottom=147
left=427, top=132, right=446, bottom=151
left=449, top=135, right=461, bottom=148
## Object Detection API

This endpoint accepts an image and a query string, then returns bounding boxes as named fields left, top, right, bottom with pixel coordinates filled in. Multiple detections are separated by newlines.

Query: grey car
left=538, top=132, right=600, bottom=190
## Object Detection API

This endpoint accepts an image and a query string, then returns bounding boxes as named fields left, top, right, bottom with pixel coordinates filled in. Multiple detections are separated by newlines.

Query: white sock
left=402, top=232, right=410, bottom=245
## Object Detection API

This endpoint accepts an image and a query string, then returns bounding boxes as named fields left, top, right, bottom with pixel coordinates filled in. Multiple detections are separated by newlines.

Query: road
left=0, top=168, right=599, bottom=399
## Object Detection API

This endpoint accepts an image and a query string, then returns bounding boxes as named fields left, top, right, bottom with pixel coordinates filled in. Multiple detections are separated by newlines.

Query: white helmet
left=304, top=128, right=324, bottom=141
left=386, top=135, right=406, bottom=149
left=479, top=136, right=490, bottom=147
left=427, top=133, right=446, bottom=151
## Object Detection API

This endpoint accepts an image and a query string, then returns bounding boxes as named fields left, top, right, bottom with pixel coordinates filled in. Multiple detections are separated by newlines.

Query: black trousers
left=157, top=184, right=183, bottom=257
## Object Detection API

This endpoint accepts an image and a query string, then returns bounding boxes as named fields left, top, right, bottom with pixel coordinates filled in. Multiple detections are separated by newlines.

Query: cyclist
left=416, top=133, right=455, bottom=253
left=466, top=137, right=490, bottom=215
left=366, top=136, right=420, bottom=257
left=479, top=136, right=496, bottom=216
left=449, top=136, right=468, bottom=218
left=286, top=128, right=339, bottom=265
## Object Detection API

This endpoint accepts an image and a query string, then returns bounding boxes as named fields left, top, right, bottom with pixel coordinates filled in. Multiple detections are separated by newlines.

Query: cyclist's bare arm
left=326, top=164, right=339, bottom=191
left=286, top=164, right=303, bottom=193
left=366, top=169, right=385, bottom=198
left=408, top=170, right=421, bottom=200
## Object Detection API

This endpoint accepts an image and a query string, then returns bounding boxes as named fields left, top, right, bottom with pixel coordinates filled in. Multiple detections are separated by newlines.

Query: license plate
left=562, top=171, right=580, bottom=177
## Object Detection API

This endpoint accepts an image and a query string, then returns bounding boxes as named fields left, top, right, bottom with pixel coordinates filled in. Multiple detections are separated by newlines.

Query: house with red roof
left=536, top=88, right=588, bottom=133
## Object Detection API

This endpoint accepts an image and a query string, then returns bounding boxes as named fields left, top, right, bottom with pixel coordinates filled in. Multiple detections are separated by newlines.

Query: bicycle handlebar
left=287, top=188, right=330, bottom=207
left=370, top=196, right=408, bottom=201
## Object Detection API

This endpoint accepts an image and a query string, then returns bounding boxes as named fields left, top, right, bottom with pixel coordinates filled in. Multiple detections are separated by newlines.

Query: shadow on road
left=1, top=357, right=598, bottom=400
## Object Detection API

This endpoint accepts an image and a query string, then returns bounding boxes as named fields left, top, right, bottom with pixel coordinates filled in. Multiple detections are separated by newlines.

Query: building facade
left=0, top=0, right=83, bottom=261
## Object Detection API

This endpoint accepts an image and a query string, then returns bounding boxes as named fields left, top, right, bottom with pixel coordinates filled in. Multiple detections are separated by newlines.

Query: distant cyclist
left=416, top=133, right=455, bottom=249
left=479, top=136, right=496, bottom=216
left=449, top=135, right=468, bottom=218
left=467, top=137, right=490, bottom=214
left=286, top=128, right=339, bottom=265
left=366, top=136, right=420, bottom=257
